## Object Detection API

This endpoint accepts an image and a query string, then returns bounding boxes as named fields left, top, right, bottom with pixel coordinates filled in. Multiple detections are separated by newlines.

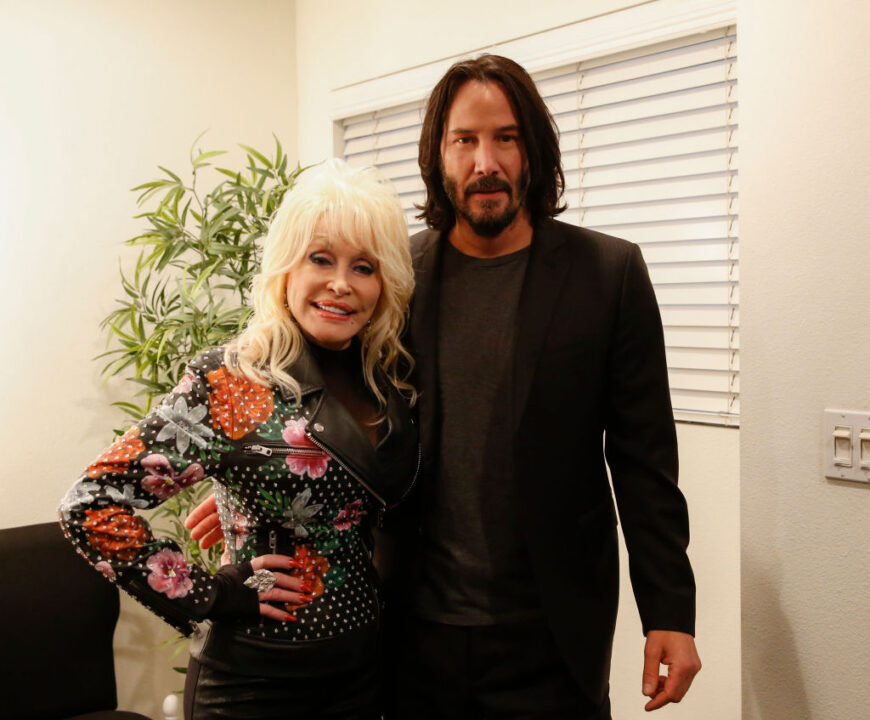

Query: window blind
left=341, top=26, right=739, bottom=426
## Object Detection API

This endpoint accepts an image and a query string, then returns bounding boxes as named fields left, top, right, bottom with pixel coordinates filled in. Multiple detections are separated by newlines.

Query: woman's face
left=285, top=226, right=382, bottom=351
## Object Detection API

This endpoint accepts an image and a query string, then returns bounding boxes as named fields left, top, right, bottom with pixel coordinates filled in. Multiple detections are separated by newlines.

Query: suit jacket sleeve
left=603, top=243, right=696, bottom=636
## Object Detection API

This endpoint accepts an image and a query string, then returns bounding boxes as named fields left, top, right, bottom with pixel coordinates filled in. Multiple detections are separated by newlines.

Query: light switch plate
left=824, top=409, right=870, bottom=483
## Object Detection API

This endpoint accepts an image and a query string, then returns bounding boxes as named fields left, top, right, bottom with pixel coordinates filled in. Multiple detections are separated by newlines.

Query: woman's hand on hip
left=249, top=554, right=316, bottom=622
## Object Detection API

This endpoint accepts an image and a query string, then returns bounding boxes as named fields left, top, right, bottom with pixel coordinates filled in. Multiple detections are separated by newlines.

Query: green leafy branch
left=99, top=133, right=304, bottom=420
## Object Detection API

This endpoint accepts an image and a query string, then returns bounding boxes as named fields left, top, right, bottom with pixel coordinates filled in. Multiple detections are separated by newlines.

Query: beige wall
left=294, top=2, right=741, bottom=719
left=739, top=1, right=870, bottom=719
left=14, top=1, right=870, bottom=718
left=0, top=0, right=297, bottom=716
left=294, top=0, right=636, bottom=165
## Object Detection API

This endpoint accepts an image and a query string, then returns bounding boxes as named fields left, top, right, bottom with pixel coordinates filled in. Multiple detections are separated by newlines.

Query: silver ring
left=244, top=568, right=277, bottom=594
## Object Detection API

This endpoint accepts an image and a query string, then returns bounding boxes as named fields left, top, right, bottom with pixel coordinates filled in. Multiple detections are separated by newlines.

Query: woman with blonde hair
left=60, top=159, right=419, bottom=719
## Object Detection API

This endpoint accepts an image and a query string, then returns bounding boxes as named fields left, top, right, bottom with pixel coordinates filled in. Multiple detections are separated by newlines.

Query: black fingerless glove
left=206, top=562, right=260, bottom=621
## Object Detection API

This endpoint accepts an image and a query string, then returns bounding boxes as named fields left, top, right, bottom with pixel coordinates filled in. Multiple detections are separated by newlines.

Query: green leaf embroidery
left=323, top=565, right=347, bottom=588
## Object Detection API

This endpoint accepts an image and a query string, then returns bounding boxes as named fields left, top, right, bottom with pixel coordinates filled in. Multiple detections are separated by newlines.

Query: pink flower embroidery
left=281, top=419, right=330, bottom=478
left=332, top=499, right=367, bottom=530
left=175, top=373, right=195, bottom=394
left=140, top=454, right=204, bottom=499
left=146, top=548, right=193, bottom=599
left=95, top=560, right=117, bottom=581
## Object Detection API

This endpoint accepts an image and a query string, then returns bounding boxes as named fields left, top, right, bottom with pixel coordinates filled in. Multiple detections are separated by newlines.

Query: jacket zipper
left=254, top=529, right=281, bottom=629
left=243, top=442, right=324, bottom=459
left=243, top=434, right=421, bottom=519
left=400, top=443, right=423, bottom=504
left=302, top=429, right=389, bottom=509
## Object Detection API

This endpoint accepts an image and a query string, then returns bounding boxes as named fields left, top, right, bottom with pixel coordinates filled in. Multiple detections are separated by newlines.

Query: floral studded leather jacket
left=59, top=345, right=419, bottom=675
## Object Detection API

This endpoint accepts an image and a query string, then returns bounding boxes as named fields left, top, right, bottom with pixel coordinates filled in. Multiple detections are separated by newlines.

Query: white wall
left=612, top=423, right=740, bottom=720
left=294, top=2, right=741, bottom=720
left=0, top=1, right=297, bottom=717
left=738, top=1, right=870, bottom=719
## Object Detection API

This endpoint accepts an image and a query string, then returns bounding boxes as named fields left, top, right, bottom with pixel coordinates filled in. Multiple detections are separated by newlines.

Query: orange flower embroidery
left=285, top=545, right=329, bottom=612
left=82, top=504, right=152, bottom=562
left=87, top=427, right=146, bottom=479
left=206, top=367, right=274, bottom=439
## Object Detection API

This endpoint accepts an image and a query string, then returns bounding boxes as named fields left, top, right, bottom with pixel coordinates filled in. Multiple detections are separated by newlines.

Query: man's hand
left=642, top=630, right=701, bottom=711
left=184, top=494, right=224, bottom=550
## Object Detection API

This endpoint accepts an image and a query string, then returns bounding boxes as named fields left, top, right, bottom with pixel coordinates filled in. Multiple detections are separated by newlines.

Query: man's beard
left=443, top=171, right=528, bottom=238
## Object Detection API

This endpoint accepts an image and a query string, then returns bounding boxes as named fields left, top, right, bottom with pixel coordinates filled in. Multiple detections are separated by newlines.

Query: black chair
left=0, top=521, right=152, bottom=720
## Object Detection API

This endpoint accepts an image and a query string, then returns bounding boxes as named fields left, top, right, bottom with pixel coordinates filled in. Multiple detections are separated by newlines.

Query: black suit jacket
left=404, top=218, right=695, bottom=704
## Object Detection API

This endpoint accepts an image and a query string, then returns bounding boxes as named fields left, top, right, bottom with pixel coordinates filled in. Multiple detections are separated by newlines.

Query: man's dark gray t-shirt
left=413, top=240, right=540, bottom=625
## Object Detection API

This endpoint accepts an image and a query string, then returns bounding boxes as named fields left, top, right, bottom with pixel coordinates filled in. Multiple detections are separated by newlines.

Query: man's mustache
left=464, top=177, right=512, bottom=198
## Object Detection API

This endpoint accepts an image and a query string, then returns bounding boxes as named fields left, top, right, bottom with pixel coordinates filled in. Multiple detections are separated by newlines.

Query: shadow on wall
left=742, top=557, right=811, bottom=720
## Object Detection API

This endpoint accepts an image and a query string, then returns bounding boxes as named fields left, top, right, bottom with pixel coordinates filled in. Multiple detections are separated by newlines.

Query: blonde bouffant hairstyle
left=225, top=158, right=416, bottom=408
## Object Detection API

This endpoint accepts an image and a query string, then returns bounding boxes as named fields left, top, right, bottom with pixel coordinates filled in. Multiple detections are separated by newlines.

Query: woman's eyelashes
left=308, top=252, right=331, bottom=266
left=307, top=252, right=376, bottom=276
left=353, top=262, right=376, bottom=276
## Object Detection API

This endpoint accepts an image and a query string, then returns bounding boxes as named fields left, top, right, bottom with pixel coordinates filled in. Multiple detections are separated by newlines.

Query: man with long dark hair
left=393, top=54, right=701, bottom=718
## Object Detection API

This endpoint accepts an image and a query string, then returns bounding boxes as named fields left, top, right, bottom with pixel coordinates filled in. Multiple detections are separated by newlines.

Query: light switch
left=860, top=429, right=870, bottom=469
left=833, top=425, right=852, bottom=466
left=824, top=409, right=870, bottom=483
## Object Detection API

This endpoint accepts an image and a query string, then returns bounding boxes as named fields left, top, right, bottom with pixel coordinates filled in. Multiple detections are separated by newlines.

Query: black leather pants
left=184, top=655, right=382, bottom=720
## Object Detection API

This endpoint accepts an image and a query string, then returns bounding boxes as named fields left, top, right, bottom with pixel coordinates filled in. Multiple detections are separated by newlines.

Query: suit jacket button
left=313, top=422, right=324, bottom=432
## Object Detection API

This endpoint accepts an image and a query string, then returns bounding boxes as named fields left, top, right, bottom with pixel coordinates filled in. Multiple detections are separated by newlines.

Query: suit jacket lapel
left=409, top=231, right=442, bottom=470
left=511, top=219, right=571, bottom=432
